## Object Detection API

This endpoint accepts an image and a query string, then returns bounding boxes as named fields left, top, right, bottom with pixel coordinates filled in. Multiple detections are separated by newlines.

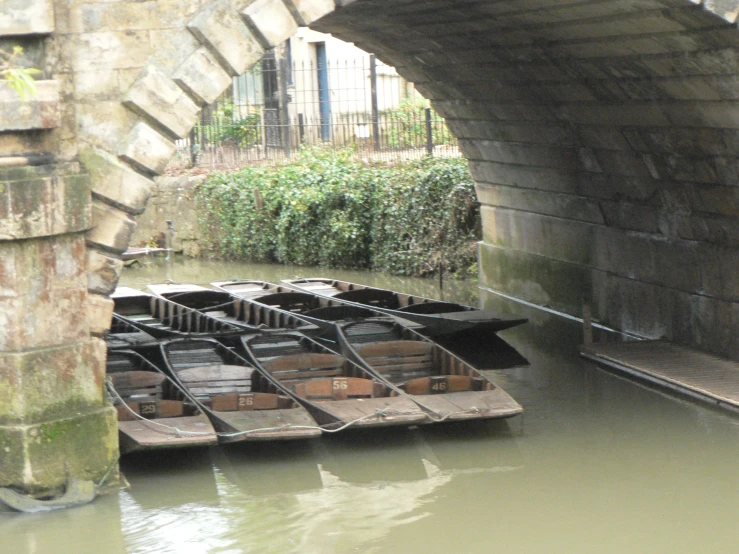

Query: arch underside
left=85, top=0, right=739, bottom=359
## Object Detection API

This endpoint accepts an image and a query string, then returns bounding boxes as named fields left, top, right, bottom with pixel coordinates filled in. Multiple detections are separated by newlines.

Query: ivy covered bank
left=197, top=149, right=481, bottom=279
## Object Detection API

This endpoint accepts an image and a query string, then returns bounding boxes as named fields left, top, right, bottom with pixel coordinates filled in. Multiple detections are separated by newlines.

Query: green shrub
left=198, top=103, right=262, bottom=147
left=381, top=98, right=456, bottom=149
left=197, top=147, right=480, bottom=278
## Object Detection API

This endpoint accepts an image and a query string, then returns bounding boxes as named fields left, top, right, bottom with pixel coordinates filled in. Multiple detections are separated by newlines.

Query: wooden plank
left=116, top=399, right=185, bottom=421
left=291, top=377, right=375, bottom=400
left=355, top=340, right=433, bottom=359
left=175, top=364, right=253, bottom=382
left=108, top=371, right=164, bottom=389
left=270, top=368, right=343, bottom=381
left=581, top=340, right=739, bottom=411
left=211, top=392, right=282, bottom=412
left=262, top=353, right=343, bottom=372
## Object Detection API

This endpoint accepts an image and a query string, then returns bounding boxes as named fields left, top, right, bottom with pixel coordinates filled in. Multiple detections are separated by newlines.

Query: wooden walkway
left=580, top=340, right=739, bottom=413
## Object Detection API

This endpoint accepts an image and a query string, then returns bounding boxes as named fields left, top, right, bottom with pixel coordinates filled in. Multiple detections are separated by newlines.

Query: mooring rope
left=105, top=379, right=440, bottom=439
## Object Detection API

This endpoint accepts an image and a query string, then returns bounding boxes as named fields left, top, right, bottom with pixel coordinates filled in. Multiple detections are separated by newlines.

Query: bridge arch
left=5, top=0, right=739, bottom=492
left=83, top=0, right=739, bottom=359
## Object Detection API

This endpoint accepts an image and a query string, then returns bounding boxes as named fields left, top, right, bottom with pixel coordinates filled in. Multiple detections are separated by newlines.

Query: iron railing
left=170, top=53, right=460, bottom=170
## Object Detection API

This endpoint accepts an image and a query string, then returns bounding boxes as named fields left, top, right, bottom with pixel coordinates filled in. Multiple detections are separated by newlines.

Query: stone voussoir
left=87, top=293, right=114, bottom=336
left=187, top=0, right=264, bottom=76
left=173, top=47, right=233, bottom=106
left=87, top=200, right=137, bottom=254
left=79, top=147, right=154, bottom=216
left=118, top=122, right=176, bottom=176
left=123, top=65, right=201, bottom=140
left=283, top=0, right=336, bottom=26
left=242, top=0, right=299, bottom=49
left=86, top=248, right=124, bottom=296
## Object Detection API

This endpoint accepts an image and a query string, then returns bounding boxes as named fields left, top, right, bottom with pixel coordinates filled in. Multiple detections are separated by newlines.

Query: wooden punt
left=160, top=338, right=322, bottom=443
left=106, top=350, right=218, bottom=454
left=107, top=313, right=158, bottom=350
left=147, top=282, right=317, bottom=334
left=211, top=279, right=386, bottom=338
left=337, top=320, right=523, bottom=422
left=242, top=332, right=428, bottom=429
left=281, top=278, right=528, bottom=336
left=111, top=286, right=246, bottom=338
left=211, top=279, right=283, bottom=300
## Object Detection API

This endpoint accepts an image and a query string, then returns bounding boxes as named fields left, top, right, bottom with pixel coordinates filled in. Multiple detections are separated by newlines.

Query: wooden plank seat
left=247, top=335, right=310, bottom=360
left=209, top=392, right=293, bottom=412
left=302, top=305, right=375, bottom=321
left=165, top=347, right=224, bottom=370
left=334, top=288, right=398, bottom=308
left=174, top=364, right=254, bottom=398
left=108, top=371, right=165, bottom=398
left=288, top=376, right=376, bottom=401
left=252, top=292, right=318, bottom=312
left=398, top=375, right=488, bottom=395
left=116, top=399, right=186, bottom=421
left=290, top=281, right=340, bottom=296
left=354, top=341, right=437, bottom=383
left=261, top=353, right=346, bottom=381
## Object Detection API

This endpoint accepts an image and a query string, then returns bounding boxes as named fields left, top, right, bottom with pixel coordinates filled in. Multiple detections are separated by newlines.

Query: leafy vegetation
left=198, top=103, right=262, bottom=147
left=0, top=46, right=41, bottom=100
left=197, top=147, right=480, bottom=278
left=381, top=97, right=456, bottom=149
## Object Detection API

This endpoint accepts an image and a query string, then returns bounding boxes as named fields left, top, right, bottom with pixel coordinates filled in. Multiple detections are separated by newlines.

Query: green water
left=3, top=258, right=739, bottom=553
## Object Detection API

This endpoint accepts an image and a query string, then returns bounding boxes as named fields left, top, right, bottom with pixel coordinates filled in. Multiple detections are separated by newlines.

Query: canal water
left=4, top=258, right=739, bottom=553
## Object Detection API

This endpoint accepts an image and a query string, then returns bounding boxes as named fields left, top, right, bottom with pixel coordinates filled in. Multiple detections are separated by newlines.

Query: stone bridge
left=3, top=0, right=739, bottom=493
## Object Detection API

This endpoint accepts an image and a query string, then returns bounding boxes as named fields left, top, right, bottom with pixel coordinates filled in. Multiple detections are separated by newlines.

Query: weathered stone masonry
left=4, top=0, right=739, bottom=493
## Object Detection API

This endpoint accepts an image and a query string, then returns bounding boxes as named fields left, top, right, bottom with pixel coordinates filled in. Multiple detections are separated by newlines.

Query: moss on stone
left=1, top=406, right=120, bottom=493
left=479, top=242, right=592, bottom=317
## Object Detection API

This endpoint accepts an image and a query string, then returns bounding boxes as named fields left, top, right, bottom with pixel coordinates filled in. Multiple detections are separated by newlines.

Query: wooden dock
left=581, top=340, right=739, bottom=413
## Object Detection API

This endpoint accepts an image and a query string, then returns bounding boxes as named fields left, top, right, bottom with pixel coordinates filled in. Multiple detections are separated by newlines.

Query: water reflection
left=111, top=420, right=525, bottom=554
left=8, top=260, right=739, bottom=552
left=0, top=493, right=126, bottom=554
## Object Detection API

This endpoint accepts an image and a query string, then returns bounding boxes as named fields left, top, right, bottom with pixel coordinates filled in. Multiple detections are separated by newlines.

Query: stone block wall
left=132, top=175, right=207, bottom=257
left=314, top=0, right=739, bottom=360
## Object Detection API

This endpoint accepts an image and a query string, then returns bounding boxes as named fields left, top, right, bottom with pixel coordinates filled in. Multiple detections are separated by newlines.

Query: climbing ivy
left=197, top=147, right=480, bottom=278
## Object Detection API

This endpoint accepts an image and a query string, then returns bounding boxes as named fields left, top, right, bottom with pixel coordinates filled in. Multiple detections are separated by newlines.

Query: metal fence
left=170, top=52, right=460, bottom=171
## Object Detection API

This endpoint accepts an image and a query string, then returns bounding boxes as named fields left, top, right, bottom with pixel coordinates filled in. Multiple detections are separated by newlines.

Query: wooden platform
left=581, top=340, right=739, bottom=412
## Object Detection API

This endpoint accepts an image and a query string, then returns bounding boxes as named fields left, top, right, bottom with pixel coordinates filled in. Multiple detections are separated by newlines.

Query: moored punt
left=211, top=279, right=282, bottom=300
left=281, top=278, right=528, bottom=336
left=107, top=313, right=159, bottom=350
left=337, top=320, right=523, bottom=422
left=106, top=350, right=218, bottom=454
left=160, top=338, right=322, bottom=443
left=211, top=279, right=384, bottom=338
left=243, top=333, right=429, bottom=429
left=148, top=282, right=317, bottom=334
left=111, top=286, right=246, bottom=338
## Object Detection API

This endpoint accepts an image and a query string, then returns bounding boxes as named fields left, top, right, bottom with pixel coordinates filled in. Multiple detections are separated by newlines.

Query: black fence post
left=370, top=54, right=380, bottom=150
left=425, top=107, right=434, bottom=156
left=298, top=113, right=305, bottom=144
left=189, top=126, right=198, bottom=167
left=280, top=58, right=291, bottom=158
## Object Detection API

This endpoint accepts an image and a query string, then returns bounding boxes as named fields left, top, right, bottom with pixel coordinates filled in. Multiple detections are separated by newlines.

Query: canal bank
left=4, top=259, right=737, bottom=553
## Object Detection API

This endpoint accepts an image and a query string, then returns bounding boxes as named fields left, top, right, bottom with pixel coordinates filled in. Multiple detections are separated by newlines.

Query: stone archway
left=84, top=0, right=739, bottom=363
left=7, top=0, right=739, bottom=493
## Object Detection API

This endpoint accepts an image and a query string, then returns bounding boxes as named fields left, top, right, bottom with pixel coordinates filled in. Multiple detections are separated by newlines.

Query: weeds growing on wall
left=197, top=147, right=480, bottom=278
